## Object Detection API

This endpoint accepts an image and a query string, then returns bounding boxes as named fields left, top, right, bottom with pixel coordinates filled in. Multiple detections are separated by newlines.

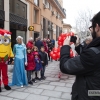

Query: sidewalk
left=0, top=61, right=75, bottom=100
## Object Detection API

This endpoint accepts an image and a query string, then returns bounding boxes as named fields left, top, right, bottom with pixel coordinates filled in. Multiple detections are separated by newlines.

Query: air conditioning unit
left=44, top=4, right=48, bottom=9
left=56, top=15, right=59, bottom=19
left=52, top=11, right=55, bottom=15
left=48, top=25, right=51, bottom=31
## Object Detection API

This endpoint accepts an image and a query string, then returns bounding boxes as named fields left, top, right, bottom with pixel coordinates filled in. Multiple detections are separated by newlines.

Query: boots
left=4, top=85, right=11, bottom=90
left=0, top=87, right=1, bottom=92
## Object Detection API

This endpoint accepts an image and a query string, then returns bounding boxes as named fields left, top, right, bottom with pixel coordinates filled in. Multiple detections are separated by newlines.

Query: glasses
left=89, top=26, right=93, bottom=29
left=0, top=36, right=11, bottom=45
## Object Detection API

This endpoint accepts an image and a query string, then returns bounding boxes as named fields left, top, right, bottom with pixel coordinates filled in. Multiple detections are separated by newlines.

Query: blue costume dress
left=10, top=44, right=27, bottom=86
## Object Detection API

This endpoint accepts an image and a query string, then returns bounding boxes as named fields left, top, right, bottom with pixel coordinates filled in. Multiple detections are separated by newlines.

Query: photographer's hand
left=63, top=36, right=71, bottom=45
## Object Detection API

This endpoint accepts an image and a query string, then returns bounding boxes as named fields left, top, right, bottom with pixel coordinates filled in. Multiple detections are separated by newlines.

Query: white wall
left=4, top=0, right=9, bottom=30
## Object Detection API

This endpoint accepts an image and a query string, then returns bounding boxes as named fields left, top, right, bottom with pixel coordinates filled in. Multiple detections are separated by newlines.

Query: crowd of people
left=9, top=36, right=55, bottom=87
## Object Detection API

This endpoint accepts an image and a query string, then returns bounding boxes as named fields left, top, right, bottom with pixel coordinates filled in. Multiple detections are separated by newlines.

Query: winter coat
left=35, top=40, right=43, bottom=51
left=60, top=37, right=100, bottom=100
left=35, top=58, right=42, bottom=71
left=47, top=41, right=53, bottom=52
left=43, top=41, right=48, bottom=53
left=75, top=41, right=87, bottom=55
left=39, top=51, right=48, bottom=66
left=25, top=53, right=35, bottom=71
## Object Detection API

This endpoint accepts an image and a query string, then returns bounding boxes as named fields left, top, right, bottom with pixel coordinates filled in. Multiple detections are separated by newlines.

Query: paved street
left=0, top=61, right=75, bottom=100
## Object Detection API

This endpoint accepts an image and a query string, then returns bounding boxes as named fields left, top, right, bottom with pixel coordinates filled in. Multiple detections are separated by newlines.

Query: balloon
left=62, top=36, right=66, bottom=41
left=57, top=48, right=60, bottom=52
left=53, top=47, right=58, bottom=51
left=70, top=32, right=74, bottom=36
left=58, top=41, right=63, bottom=46
left=53, top=47, right=60, bottom=54
left=57, top=52, right=60, bottom=59
left=58, top=36, right=63, bottom=42
left=50, top=51, right=53, bottom=56
left=51, top=53, right=57, bottom=60
left=58, top=45, right=62, bottom=48
left=60, top=33, right=64, bottom=37
left=70, top=49, right=74, bottom=58
left=66, top=33, right=70, bottom=37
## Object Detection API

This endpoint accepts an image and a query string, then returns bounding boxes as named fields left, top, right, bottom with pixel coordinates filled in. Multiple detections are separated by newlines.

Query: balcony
left=53, top=0, right=66, bottom=17
left=10, top=13, right=27, bottom=25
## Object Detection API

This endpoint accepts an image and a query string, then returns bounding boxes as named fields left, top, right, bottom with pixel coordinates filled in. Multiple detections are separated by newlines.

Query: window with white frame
left=34, top=0, right=39, bottom=6
left=50, top=5, right=53, bottom=11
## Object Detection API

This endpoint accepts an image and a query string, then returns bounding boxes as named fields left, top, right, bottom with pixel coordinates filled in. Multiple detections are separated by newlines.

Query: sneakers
left=41, top=76, right=46, bottom=80
left=4, top=85, right=11, bottom=90
left=36, top=77, right=41, bottom=81
left=32, top=79, right=37, bottom=83
left=21, top=85, right=23, bottom=88
left=28, top=81, right=33, bottom=85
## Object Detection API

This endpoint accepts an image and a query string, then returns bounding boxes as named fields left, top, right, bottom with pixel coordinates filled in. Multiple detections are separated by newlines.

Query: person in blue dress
left=10, top=36, right=27, bottom=87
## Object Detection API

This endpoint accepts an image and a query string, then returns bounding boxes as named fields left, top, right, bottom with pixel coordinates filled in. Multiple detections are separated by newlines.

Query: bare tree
left=75, top=9, right=93, bottom=40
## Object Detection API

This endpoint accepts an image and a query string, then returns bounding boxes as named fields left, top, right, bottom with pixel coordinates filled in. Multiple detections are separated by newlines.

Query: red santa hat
left=0, top=29, right=11, bottom=36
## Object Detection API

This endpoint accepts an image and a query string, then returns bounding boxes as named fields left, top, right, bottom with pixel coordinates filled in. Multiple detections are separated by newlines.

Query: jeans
left=32, top=71, right=41, bottom=79
left=41, top=66, right=46, bottom=78
left=27, top=71, right=32, bottom=82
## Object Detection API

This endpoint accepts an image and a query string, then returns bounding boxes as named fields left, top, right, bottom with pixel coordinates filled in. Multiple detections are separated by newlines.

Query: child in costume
left=25, top=45, right=35, bottom=85
left=32, top=46, right=42, bottom=81
left=0, top=29, right=14, bottom=92
left=33, top=52, right=42, bottom=81
left=10, top=36, right=27, bottom=87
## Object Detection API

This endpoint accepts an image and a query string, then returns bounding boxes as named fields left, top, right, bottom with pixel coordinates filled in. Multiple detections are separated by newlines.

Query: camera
left=70, top=36, right=77, bottom=44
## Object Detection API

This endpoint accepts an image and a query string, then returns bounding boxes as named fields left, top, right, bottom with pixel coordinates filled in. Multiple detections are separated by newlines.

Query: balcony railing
left=54, top=0, right=66, bottom=17
left=0, top=10, right=5, bottom=20
left=10, top=13, right=27, bottom=25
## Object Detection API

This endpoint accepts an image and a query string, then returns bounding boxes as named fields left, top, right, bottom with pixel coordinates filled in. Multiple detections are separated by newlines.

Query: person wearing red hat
left=0, top=29, right=14, bottom=92
left=26, top=37, right=34, bottom=50
left=25, top=45, right=36, bottom=85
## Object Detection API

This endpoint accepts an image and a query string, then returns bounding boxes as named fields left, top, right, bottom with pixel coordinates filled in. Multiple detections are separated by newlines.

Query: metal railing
left=10, top=13, right=27, bottom=25
left=54, top=0, right=66, bottom=16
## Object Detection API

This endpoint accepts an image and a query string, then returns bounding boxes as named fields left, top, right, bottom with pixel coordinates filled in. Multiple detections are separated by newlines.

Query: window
left=0, top=0, right=3, bottom=10
left=0, top=0, right=2, bottom=6
left=16, top=3, right=19, bottom=9
left=34, top=0, right=39, bottom=6
left=23, top=7, right=25, bottom=12
left=43, top=0, right=45, bottom=4
left=49, top=3, right=50, bottom=10
left=34, top=9, right=38, bottom=23
left=50, top=5, right=53, bottom=11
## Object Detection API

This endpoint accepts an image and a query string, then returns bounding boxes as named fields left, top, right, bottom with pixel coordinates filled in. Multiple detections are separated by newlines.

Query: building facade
left=63, top=24, right=72, bottom=33
left=0, top=0, right=66, bottom=47
left=27, top=0, right=66, bottom=40
left=0, top=0, right=29, bottom=48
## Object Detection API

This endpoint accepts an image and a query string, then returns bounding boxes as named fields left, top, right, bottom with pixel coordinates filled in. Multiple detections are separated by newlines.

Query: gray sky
left=63, top=0, right=100, bottom=27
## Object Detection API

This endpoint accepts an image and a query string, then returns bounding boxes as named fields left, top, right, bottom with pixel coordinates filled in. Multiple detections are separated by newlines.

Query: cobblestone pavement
left=0, top=61, right=75, bottom=100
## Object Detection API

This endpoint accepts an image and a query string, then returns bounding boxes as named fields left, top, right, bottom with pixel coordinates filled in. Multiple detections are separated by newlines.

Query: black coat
left=75, top=42, right=87, bottom=55
left=39, top=51, right=48, bottom=66
left=47, top=42, right=53, bottom=52
left=35, top=40, right=43, bottom=51
left=60, top=37, right=100, bottom=100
